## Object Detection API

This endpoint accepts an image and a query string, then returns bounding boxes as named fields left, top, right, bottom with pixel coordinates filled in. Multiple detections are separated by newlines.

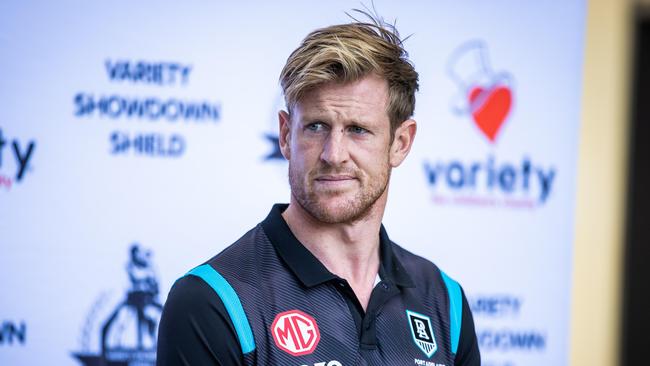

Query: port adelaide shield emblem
left=406, top=310, right=437, bottom=358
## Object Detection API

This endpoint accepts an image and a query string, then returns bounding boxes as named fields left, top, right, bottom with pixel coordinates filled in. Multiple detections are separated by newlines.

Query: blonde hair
left=279, top=12, right=419, bottom=132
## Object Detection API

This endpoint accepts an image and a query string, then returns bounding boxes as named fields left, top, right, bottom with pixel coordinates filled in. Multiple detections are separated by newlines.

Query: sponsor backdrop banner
left=0, top=1, right=585, bottom=365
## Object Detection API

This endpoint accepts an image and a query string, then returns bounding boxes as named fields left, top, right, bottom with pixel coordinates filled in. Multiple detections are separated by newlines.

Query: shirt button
left=338, top=282, right=345, bottom=287
left=381, top=283, right=389, bottom=290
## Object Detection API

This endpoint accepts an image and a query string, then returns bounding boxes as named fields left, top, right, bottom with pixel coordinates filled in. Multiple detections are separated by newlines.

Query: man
left=157, top=13, right=480, bottom=366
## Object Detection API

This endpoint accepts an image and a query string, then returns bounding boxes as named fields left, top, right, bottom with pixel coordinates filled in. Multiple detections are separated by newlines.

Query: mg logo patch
left=271, top=310, right=320, bottom=356
left=406, top=310, right=437, bottom=358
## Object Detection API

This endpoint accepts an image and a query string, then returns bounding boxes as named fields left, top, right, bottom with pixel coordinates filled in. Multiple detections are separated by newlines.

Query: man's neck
left=282, top=195, right=387, bottom=310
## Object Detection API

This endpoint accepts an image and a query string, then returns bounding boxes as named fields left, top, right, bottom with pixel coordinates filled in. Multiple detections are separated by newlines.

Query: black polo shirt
left=157, top=204, right=480, bottom=365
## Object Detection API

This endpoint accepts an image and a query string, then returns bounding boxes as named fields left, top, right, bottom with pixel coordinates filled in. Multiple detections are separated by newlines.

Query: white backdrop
left=0, top=1, right=585, bottom=365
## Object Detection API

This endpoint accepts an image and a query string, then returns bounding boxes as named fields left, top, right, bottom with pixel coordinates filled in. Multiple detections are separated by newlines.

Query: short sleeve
left=454, top=288, right=480, bottom=366
left=156, top=275, right=244, bottom=366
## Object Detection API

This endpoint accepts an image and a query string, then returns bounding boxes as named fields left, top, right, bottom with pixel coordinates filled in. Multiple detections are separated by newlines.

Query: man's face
left=279, top=74, right=408, bottom=224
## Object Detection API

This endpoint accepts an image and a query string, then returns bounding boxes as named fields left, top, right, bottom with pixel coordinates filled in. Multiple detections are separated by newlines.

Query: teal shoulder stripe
left=440, top=270, right=462, bottom=355
left=186, top=264, right=256, bottom=354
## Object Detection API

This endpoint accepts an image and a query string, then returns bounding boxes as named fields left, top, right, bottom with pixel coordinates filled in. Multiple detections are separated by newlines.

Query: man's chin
left=305, top=198, right=369, bottom=224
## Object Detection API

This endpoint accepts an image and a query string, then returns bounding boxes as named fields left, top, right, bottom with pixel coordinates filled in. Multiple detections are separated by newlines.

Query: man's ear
left=389, top=119, right=417, bottom=167
left=278, top=110, right=292, bottom=160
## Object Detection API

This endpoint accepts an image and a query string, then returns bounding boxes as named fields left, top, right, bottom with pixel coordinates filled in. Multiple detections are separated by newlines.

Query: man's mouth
left=313, top=174, right=358, bottom=188
left=315, top=174, right=356, bottom=181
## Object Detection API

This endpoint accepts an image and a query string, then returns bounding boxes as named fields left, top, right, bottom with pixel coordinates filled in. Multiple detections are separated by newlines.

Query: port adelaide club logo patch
left=406, top=310, right=437, bottom=358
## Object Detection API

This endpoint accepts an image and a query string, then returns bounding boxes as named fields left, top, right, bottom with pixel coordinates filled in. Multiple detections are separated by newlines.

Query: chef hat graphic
left=447, top=40, right=513, bottom=114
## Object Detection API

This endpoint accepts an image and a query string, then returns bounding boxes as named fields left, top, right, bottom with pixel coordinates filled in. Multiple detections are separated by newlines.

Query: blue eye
left=306, top=122, right=326, bottom=132
left=349, top=126, right=368, bottom=134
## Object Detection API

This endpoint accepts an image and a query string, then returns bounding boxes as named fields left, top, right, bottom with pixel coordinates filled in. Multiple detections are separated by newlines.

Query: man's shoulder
left=390, top=241, right=441, bottom=273
left=162, top=273, right=225, bottom=325
left=167, top=222, right=272, bottom=304
left=171, top=223, right=273, bottom=293
left=389, top=240, right=460, bottom=291
left=205, top=224, right=268, bottom=265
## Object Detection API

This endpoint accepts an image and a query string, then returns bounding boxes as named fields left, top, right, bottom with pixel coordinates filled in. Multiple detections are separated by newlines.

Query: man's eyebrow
left=299, top=112, right=329, bottom=122
left=301, top=112, right=376, bottom=127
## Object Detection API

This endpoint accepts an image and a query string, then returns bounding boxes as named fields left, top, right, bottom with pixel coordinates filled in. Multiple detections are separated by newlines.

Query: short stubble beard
left=288, top=161, right=391, bottom=224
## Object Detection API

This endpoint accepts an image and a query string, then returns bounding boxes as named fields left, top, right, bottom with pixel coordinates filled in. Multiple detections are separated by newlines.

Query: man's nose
left=320, top=129, right=349, bottom=165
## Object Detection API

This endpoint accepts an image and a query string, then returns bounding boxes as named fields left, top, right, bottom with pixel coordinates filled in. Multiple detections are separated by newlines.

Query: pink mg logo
left=271, top=310, right=321, bottom=356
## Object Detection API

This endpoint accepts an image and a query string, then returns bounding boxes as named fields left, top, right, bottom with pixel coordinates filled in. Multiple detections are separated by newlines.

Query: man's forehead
left=310, top=74, right=388, bottom=98
left=292, top=76, right=389, bottom=119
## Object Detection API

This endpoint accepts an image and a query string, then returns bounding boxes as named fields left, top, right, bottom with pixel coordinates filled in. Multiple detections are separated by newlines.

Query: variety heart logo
left=468, top=85, right=512, bottom=143
left=425, top=40, right=556, bottom=208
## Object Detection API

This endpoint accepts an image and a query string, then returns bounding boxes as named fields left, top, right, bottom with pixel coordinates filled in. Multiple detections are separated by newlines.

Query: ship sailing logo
left=72, top=244, right=163, bottom=366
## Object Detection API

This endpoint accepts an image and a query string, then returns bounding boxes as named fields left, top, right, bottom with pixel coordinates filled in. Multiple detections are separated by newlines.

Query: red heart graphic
left=468, top=85, right=512, bottom=143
